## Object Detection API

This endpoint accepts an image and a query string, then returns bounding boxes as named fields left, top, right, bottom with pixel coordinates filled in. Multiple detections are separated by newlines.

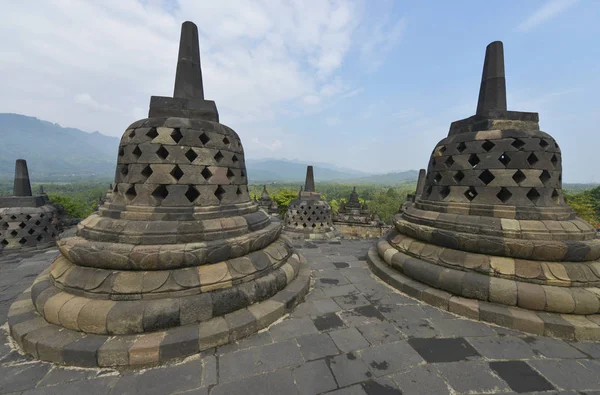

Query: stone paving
left=2, top=240, right=600, bottom=394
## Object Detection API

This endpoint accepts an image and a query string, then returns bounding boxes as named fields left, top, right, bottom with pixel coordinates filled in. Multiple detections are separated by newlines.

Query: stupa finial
left=148, top=21, right=218, bottom=121
left=13, top=159, right=32, bottom=197
left=476, top=41, right=507, bottom=115
left=173, top=21, right=204, bottom=100
left=304, top=166, right=315, bottom=193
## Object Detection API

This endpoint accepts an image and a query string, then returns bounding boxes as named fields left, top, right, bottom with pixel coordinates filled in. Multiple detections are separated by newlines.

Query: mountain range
left=0, top=113, right=418, bottom=184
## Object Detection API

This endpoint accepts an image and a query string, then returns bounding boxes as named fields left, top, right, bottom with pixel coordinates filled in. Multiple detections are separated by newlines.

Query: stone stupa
left=369, top=41, right=600, bottom=340
left=8, top=21, right=310, bottom=367
left=0, top=160, right=59, bottom=252
left=283, top=166, right=336, bottom=240
left=256, top=185, right=279, bottom=216
left=333, top=187, right=386, bottom=239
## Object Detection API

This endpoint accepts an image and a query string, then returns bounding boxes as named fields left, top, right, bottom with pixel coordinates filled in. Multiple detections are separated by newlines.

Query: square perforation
left=170, top=128, right=183, bottom=144
left=152, top=185, right=169, bottom=201
left=478, top=170, right=495, bottom=185
left=132, top=145, right=142, bottom=159
left=440, top=186, right=451, bottom=199
left=453, top=171, right=465, bottom=183
left=464, top=186, right=478, bottom=201
left=468, top=154, right=480, bottom=168
left=527, top=188, right=541, bottom=204
left=146, top=128, right=158, bottom=139
left=498, top=153, right=511, bottom=167
left=185, top=149, right=198, bottom=163
left=125, top=185, right=137, bottom=201
left=201, top=167, right=212, bottom=180
left=512, top=138, right=525, bottom=150
left=170, top=165, right=184, bottom=181
left=199, top=132, right=210, bottom=145
left=497, top=187, right=512, bottom=203
left=214, top=151, right=224, bottom=163
left=482, top=140, right=495, bottom=152
left=539, top=170, right=551, bottom=186
left=214, top=185, right=226, bottom=201
left=185, top=186, right=200, bottom=202
left=156, top=145, right=169, bottom=160
left=512, top=170, right=526, bottom=185
left=527, top=153, right=539, bottom=166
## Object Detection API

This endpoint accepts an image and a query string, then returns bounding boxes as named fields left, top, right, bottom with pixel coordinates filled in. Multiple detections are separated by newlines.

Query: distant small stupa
left=283, top=166, right=337, bottom=239
left=0, top=159, right=59, bottom=251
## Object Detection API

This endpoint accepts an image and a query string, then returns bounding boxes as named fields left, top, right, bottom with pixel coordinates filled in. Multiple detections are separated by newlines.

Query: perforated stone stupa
left=283, top=166, right=336, bottom=240
left=8, top=21, right=310, bottom=367
left=0, top=160, right=59, bottom=252
left=256, top=185, right=279, bottom=216
left=333, top=187, right=386, bottom=239
left=368, top=41, right=600, bottom=340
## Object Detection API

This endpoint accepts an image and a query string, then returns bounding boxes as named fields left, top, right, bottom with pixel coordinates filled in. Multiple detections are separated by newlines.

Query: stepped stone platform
left=368, top=41, right=600, bottom=340
left=2, top=242, right=600, bottom=394
left=283, top=166, right=337, bottom=240
left=5, top=21, right=310, bottom=367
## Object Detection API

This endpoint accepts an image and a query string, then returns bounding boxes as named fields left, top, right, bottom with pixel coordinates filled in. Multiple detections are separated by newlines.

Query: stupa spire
left=304, top=166, right=315, bottom=192
left=476, top=41, right=507, bottom=115
left=173, top=21, right=204, bottom=100
left=13, top=159, right=32, bottom=197
left=148, top=21, right=218, bottom=121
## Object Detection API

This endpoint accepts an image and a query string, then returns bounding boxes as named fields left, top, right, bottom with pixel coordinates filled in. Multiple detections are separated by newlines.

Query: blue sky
left=1, top=0, right=598, bottom=182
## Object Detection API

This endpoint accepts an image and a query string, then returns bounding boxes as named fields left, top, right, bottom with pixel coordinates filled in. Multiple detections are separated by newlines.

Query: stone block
left=508, top=306, right=544, bottom=335
left=489, top=277, right=517, bottom=306
left=129, top=331, right=167, bottom=365
left=98, top=335, right=136, bottom=366
left=248, top=299, right=285, bottom=329
left=143, top=299, right=180, bottom=332
left=448, top=296, right=480, bottom=319
left=544, top=286, right=575, bottom=313
left=159, top=324, right=200, bottom=361
left=225, top=308, right=257, bottom=341
left=198, top=317, right=230, bottom=350
left=560, top=315, right=600, bottom=341
left=480, top=302, right=513, bottom=327
left=180, top=292, right=213, bottom=325
left=517, top=282, right=546, bottom=311
left=58, top=296, right=91, bottom=331
left=62, top=334, right=107, bottom=367
left=461, top=272, right=489, bottom=301
left=106, top=300, right=145, bottom=334
left=421, top=287, right=452, bottom=310
left=77, top=300, right=116, bottom=334
left=537, top=312, right=575, bottom=340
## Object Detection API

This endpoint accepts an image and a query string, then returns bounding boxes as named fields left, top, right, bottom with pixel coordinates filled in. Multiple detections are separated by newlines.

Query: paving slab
left=2, top=240, right=600, bottom=394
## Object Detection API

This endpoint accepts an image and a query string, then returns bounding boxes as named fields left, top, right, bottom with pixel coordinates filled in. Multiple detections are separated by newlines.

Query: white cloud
left=251, top=137, right=283, bottom=151
left=517, top=0, right=578, bottom=32
left=74, top=93, right=116, bottom=112
left=0, top=0, right=394, bottom=138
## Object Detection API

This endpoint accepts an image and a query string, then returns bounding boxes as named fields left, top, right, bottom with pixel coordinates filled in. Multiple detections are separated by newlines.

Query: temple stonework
left=256, top=185, right=279, bottom=216
left=333, top=187, right=387, bottom=239
left=8, top=21, right=310, bottom=367
left=368, top=41, right=600, bottom=340
left=0, top=160, right=59, bottom=252
left=283, top=166, right=337, bottom=240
